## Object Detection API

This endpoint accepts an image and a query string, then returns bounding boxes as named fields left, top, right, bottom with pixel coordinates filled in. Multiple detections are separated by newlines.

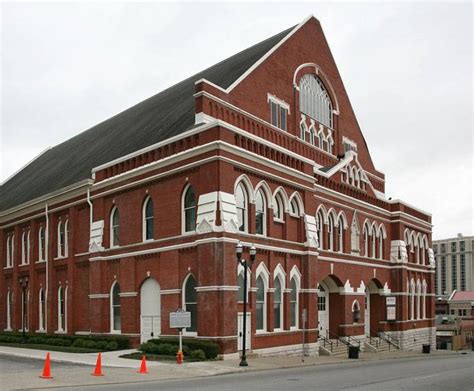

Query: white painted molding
left=304, top=214, right=319, bottom=248
left=88, top=293, right=109, bottom=299
left=195, top=285, right=239, bottom=292
left=161, top=289, right=181, bottom=295
left=89, top=220, right=105, bottom=253
left=118, top=292, right=137, bottom=297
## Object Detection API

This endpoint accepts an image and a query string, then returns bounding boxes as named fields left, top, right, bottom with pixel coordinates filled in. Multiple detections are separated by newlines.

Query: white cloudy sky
left=1, top=1, right=472, bottom=239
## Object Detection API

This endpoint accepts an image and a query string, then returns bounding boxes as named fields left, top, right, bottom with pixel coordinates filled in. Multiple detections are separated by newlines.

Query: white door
left=140, top=278, right=161, bottom=343
left=318, top=287, right=329, bottom=336
left=365, top=290, right=370, bottom=336
left=237, top=313, right=251, bottom=351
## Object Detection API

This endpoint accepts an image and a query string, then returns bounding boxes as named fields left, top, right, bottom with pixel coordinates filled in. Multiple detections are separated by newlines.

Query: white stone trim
left=195, top=285, right=239, bottom=292
left=161, top=289, right=181, bottom=295
left=89, top=293, right=110, bottom=299
left=119, top=292, right=137, bottom=297
left=267, top=93, right=291, bottom=112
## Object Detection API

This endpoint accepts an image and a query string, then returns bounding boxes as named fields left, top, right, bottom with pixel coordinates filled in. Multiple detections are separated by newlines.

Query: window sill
left=54, top=330, right=67, bottom=334
left=4, top=328, right=13, bottom=332
left=3, top=266, right=13, bottom=270
left=54, top=256, right=67, bottom=261
left=110, top=330, right=121, bottom=335
left=183, top=331, right=197, bottom=337
left=36, top=329, right=46, bottom=333
left=273, top=219, right=285, bottom=224
left=19, top=263, right=30, bottom=267
left=36, top=260, right=46, bottom=264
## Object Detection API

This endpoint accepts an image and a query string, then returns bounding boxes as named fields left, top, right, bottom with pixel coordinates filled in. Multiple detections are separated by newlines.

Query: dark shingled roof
left=0, top=26, right=295, bottom=212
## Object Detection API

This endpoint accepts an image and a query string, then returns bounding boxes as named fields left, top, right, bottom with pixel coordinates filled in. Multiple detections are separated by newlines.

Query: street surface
left=0, top=352, right=472, bottom=390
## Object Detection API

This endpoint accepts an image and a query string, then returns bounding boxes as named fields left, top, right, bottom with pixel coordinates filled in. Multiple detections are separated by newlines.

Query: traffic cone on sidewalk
left=91, top=352, right=104, bottom=376
left=137, top=355, right=148, bottom=374
left=39, top=352, right=53, bottom=379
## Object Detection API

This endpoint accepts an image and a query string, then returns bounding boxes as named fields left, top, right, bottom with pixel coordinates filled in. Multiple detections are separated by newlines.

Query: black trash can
left=471, top=338, right=474, bottom=351
left=348, top=345, right=359, bottom=359
left=422, top=344, right=431, bottom=354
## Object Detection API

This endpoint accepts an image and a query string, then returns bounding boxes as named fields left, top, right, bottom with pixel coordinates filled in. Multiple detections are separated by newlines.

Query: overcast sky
left=1, top=1, right=472, bottom=240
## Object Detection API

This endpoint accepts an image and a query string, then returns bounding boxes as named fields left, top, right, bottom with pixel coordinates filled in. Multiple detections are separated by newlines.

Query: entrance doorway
left=317, top=284, right=329, bottom=336
left=237, top=313, right=251, bottom=351
left=140, top=278, right=161, bottom=343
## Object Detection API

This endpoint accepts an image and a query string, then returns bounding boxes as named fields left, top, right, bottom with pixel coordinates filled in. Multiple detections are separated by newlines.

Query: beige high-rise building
left=433, top=234, right=474, bottom=297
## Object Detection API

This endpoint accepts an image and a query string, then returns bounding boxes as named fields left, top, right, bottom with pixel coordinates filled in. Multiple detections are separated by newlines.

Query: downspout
left=45, top=203, right=49, bottom=333
left=87, top=188, right=93, bottom=227
left=86, top=188, right=93, bottom=335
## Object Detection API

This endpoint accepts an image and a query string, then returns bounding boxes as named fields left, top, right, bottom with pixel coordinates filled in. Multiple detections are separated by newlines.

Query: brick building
left=1, top=16, right=436, bottom=355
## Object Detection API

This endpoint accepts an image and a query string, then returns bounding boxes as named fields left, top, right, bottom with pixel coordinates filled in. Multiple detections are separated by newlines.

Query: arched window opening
left=184, top=275, right=198, bottom=333
left=299, top=121, right=306, bottom=140
left=410, top=280, right=415, bottom=320
left=416, top=280, right=421, bottom=320
left=6, top=290, right=13, bottom=330
left=58, top=221, right=65, bottom=257
left=255, top=190, right=266, bottom=236
left=422, top=281, right=427, bottom=319
left=363, top=224, right=370, bottom=257
left=183, top=186, right=197, bottom=233
left=235, top=183, right=248, bottom=232
left=290, top=198, right=300, bottom=216
left=351, top=215, right=360, bottom=253
left=274, top=278, right=283, bottom=330
left=64, top=220, right=69, bottom=257
left=39, top=227, right=45, bottom=262
left=371, top=230, right=376, bottom=259
left=290, top=278, right=298, bottom=328
left=328, top=214, right=335, bottom=251
left=316, top=210, right=325, bottom=249
left=143, top=197, right=154, bottom=241
left=274, top=193, right=284, bottom=221
left=39, top=288, right=45, bottom=331
left=337, top=217, right=345, bottom=253
left=309, top=126, right=315, bottom=145
left=256, top=275, right=266, bottom=331
left=299, top=74, right=333, bottom=128
left=111, top=282, right=121, bottom=332
left=21, top=231, right=28, bottom=264
left=58, top=286, right=66, bottom=332
left=378, top=228, right=384, bottom=259
left=110, top=207, right=120, bottom=247
left=352, top=300, right=361, bottom=323
left=22, top=289, right=30, bottom=331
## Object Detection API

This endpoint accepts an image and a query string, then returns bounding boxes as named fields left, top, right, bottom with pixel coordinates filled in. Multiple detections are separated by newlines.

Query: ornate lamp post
left=19, top=276, right=29, bottom=344
left=236, top=242, right=256, bottom=367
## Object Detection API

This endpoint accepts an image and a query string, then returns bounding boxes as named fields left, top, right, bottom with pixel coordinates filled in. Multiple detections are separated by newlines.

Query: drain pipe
left=87, top=188, right=93, bottom=227
left=45, top=203, right=49, bottom=333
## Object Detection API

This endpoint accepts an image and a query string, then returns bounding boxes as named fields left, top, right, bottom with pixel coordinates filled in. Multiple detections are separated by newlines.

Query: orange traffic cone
left=40, top=352, right=53, bottom=379
left=137, top=355, right=148, bottom=374
left=91, top=352, right=104, bottom=376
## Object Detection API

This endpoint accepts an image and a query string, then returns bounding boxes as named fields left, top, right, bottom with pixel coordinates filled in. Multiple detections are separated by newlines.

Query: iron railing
left=379, top=330, right=400, bottom=351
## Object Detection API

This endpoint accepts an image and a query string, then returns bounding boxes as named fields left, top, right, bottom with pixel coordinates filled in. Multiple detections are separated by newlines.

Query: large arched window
left=371, top=227, right=376, bottom=259
left=255, top=190, right=266, bottom=236
left=22, top=288, right=30, bottom=331
left=110, top=207, right=120, bottom=247
left=290, top=277, right=299, bottom=329
left=6, top=290, right=12, bottom=330
left=39, top=288, right=45, bottom=331
left=58, top=286, right=66, bottom=332
left=316, top=210, right=325, bottom=249
left=337, top=216, right=345, bottom=253
left=39, top=227, right=45, bottom=262
left=422, top=280, right=427, bottom=319
left=350, top=215, right=360, bottom=253
left=143, top=197, right=154, bottom=241
left=363, top=224, right=370, bottom=257
left=183, top=186, right=197, bottom=233
left=235, top=183, right=248, bottom=232
left=409, top=279, right=415, bottom=321
left=22, top=231, right=29, bottom=265
left=111, top=281, right=121, bottom=332
left=7, top=234, right=15, bottom=268
left=290, top=197, right=300, bottom=217
left=274, top=193, right=285, bottom=221
left=416, top=280, right=421, bottom=320
left=299, top=74, right=333, bottom=128
left=256, top=275, right=266, bottom=331
left=183, top=275, right=198, bottom=333
left=328, top=214, right=335, bottom=251
left=274, top=277, right=283, bottom=330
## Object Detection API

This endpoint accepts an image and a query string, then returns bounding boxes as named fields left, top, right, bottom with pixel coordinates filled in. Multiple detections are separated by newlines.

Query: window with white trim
left=58, top=286, right=66, bottom=332
left=256, top=275, right=266, bottom=331
left=39, top=227, right=45, bottom=262
left=21, top=288, right=29, bottom=331
left=290, top=277, right=298, bottom=328
left=328, top=214, right=335, bottom=251
left=183, top=186, right=197, bottom=233
left=274, top=193, right=284, bottom=221
left=184, top=275, right=198, bottom=333
left=58, top=221, right=65, bottom=257
left=290, top=197, right=300, bottom=216
left=39, top=288, right=45, bottom=331
left=111, top=282, right=121, bottom=332
left=6, top=234, right=14, bottom=268
left=337, top=216, right=344, bottom=253
left=110, top=207, right=120, bottom=247
left=255, top=190, right=266, bottom=236
left=268, top=94, right=289, bottom=131
left=342, top=137, right=357, bottom=153
left=6, top=290, right=13, bottom=330
left=273, top=277, right=283, bottom=330
left=143, top=197, right=154, bottom=241
left=316, top=210, right=324, bottom=249
left=235, top=183, right=248, bottom=232
left=299, top=74, right=333, bottom=128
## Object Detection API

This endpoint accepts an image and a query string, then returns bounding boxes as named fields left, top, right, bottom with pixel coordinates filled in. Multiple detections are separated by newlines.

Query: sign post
left=170, top=309, right=191, bottom=364
left=386, top=296, right=396, bottom=322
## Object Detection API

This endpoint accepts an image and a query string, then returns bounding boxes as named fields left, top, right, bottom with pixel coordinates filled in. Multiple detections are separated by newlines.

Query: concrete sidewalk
left=0, top=346, right=468, bottom=391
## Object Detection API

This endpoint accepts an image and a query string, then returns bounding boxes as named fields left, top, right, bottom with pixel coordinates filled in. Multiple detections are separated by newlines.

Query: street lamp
left=236, top=242, right=256, bottom=367
left=19, top=276, right=29, bottom=344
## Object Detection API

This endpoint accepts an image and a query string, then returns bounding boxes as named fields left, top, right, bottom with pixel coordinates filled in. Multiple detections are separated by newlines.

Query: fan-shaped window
left=110, top=207, right=120, bottom=247
left=235, top=183, right=248, bottom=232
left=184, top=275, right=198, bottom=333
left=274, top=278, right=283, bottom=329
left=143, top=197, right=154, bottom=241
left=255, top=190, right=266, bottom=236
left=111, top=282, right=121, bottom=332
left=256, top=275, right=266, bottom=331
left=299, top=74, right=333, bottom=128
left=183, top=186, right=197, bottom=233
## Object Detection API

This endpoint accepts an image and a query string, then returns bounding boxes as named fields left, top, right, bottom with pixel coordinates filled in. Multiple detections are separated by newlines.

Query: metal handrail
left=346, top=335, right=361, bottom=348
left=379, top=330, right=400, bottom=350
left=326, top=330, right=344, bottom=347
left=367, top=334, right=380, bottom=348
left=319, top=333, right=334, bottom=353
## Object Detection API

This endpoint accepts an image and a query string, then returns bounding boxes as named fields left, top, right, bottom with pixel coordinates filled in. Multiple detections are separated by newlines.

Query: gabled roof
left=0, top=25, right=295, bottom=213
left=449, top=290, right=474, bottom=302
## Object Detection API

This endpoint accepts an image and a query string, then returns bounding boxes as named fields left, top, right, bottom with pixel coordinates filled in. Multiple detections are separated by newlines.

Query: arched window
left=183, top=186, right=197, bottom=233
left=290, top=277, right=299, bottom=329
left=110, top=207, right=120, bottom=247
left=328, top=214, right=335, bottom=251
left=256, top=275, right=266, bottom=331
left=363, top=224, right=370, bottom=257
left=371, top=229, right=376, bottom=259
left=416, top=280, right=421, bottom=320
left=337, top=217, right=345, bottom=253
left=299, top=121, right=306, bottom=140
left=274, top=277, right=283, bottom=330
left=378, top=226, right=384, bottom=259
left=274, top=193, right=284, bottom=221
left=58, top=221, right=65, bottom=257
left=352, top=300, right=361, bottom=323
left=39, top=227, right=45, bottom=262
left=351, top=215, right=360, bottom=253
left=237, top=272, right=245, bottom=302
left=64, top=220, right=69, bottom=257
left=235, top=183, right=248, bottom=232
left=22, top=231, right=28, bottom=264
left=316, top=210, right=325, bottom=249
left=39, top=288, right=45, bottom=331
left=8, top=234, right=15, bottom=267
left=143, top=197, right=154, bottom=241
left=290, top=197, right=300, bottom=216
left=309, top=125, right=315, bottom=145
left=111, top=282, right=121, bottom=332
left=6, top=236, right=11, bottom=268
left=6, top=290, right=12, bottom=330
left=58, top=286, right=66, bottom=332
left=255, top=190, right=266, bottom=236
left=183, top=275, right=198, bottom=333
left=422, top=280, right=427, bottom=319
left=409, top=280, right=415, bottom=320
left=299, top=74, right=333, bottom=128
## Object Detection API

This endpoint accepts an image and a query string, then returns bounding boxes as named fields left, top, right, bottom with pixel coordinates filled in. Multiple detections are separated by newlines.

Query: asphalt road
left=25, top=353, right=472, bottom=391
left=0, top=355, right=86, bottom=373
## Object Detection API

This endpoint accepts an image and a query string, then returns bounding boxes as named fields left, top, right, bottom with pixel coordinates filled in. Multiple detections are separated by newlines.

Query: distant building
left=433, top=234, right=474, bottom=297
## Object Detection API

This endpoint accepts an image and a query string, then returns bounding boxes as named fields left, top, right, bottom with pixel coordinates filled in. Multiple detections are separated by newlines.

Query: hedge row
left=141, top=338, right=219, bottom=359
left=0, top=332, right=128, bottom=351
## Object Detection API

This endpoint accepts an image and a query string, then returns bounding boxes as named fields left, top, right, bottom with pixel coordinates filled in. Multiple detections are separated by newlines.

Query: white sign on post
left=386, top=306, right=396, bottom=321
left=170, top=311, right=191, bottom=329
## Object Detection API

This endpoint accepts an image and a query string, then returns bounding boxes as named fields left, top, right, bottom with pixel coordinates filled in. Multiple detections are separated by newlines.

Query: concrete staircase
left=364, top=336, right=399, bottom=353
left=319, top=339, right=349, bottom=356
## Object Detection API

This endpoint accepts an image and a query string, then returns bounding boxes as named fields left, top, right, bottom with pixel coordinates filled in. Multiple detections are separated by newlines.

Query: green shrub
left=84, top=340, right=98, bottom=349
left=139, top=342, right=159, bottom=355
left=147, top=338, right=219, bottom=359
left=105, top=341, right=118, bottom=351
left=72, top=338, right=86, bottom=348
left=96, top=341, right=108, bottom=350
left=190, top=349, right=206, bottom=361
left=182, top=345, right=191, bottom=356
left=157, top=343, right=177, bottom=355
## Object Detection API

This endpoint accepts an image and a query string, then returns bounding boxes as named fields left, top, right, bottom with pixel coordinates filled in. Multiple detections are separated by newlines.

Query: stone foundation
left=389, top=327, right=436, bottom=352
